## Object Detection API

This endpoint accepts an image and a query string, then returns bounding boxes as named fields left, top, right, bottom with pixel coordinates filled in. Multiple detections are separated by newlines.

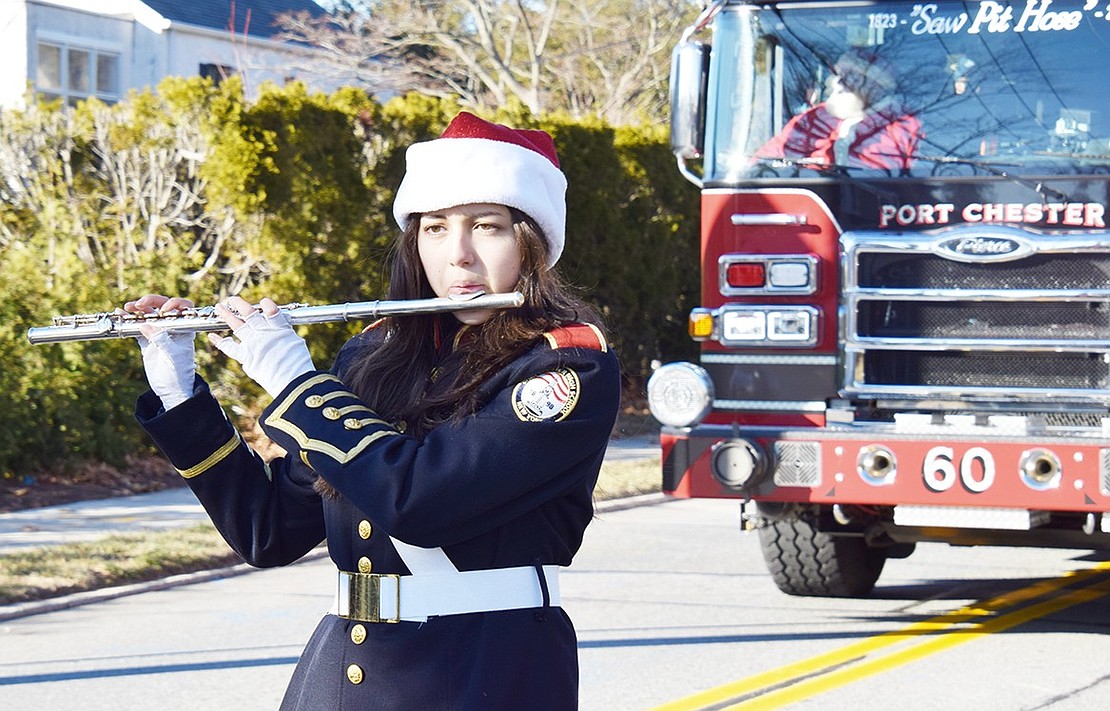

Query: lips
left=447, top=284, right=488, bottom=298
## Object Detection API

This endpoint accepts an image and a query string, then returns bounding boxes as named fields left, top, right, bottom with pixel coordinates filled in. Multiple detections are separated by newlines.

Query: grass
left=0, top=457, right=661, bottom=606
left=0, top=524, right=242, bottom=605
left=594, top=457, right=662, bottom=501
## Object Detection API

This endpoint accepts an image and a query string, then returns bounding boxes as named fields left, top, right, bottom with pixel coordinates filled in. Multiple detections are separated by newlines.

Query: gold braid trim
left=177, top=431, right=242, bottom=479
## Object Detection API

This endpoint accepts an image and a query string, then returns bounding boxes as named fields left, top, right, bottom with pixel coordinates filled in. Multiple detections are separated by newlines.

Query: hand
left=209, top=296, right=315, bottom=398
left=123, top=295, right=197, bottom=411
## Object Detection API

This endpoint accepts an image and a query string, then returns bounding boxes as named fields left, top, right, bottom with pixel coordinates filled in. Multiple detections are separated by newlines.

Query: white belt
left=332, top=565, right=561, bottom=623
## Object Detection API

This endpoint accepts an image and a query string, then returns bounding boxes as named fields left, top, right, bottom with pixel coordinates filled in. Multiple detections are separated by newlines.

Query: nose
left=446, top=226, right=476, bottom=267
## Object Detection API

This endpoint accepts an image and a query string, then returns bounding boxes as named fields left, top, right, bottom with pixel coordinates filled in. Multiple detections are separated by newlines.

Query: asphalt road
left=2, top=498, right=1109, bottom=709
left=574, top=500, right=1110, bottom=710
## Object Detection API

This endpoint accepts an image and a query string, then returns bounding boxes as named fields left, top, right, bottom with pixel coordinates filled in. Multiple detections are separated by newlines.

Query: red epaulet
left=543, top=323, right=608, bottom=352
left=360, top=318, right=387, bottom=334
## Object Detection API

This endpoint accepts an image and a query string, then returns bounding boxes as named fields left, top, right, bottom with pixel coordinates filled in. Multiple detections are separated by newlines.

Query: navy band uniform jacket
left=135, top=322, right=621, bottom=709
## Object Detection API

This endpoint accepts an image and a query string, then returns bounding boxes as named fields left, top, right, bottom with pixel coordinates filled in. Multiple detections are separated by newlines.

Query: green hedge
left=0, top=80, right=698, bottom=478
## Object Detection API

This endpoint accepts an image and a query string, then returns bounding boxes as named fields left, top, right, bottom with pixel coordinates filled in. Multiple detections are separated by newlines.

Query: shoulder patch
left=512, top=368, right=581, bottom=422
left=543, top=323, right=607, bottom=352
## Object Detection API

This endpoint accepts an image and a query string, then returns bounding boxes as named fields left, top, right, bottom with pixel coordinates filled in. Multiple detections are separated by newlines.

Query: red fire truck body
left=651, top=0, right=1110, bottom=596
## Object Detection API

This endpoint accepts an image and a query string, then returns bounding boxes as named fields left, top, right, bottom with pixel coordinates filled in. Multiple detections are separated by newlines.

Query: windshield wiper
left=919, top=154, right=1070, bottom=203
left=749, top=154, right=903, bottom=178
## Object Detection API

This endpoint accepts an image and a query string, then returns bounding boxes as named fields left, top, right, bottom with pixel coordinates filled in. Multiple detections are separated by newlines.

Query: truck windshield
left=707, top=0, right=1110, bottom=182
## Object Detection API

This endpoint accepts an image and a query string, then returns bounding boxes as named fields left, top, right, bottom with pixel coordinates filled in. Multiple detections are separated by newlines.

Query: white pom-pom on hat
left=393, top=112, right=568, bottom=268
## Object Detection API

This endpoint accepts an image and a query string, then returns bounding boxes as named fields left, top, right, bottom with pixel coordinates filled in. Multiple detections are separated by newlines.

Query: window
left=708, top=1, right=1110, bottom=180
left=199, top=63, right=237, bottom=86
left=36, top=42, right=120, bottom=105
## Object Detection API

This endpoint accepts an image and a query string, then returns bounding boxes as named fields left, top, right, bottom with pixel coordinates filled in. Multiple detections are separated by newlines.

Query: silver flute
left=27, top=292, right=525, bottom=345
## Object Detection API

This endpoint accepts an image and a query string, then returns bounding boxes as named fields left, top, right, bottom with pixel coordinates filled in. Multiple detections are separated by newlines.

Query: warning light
left=725, top=262, right=766, bottom=288
left=688, top=309, right=715, bottom=340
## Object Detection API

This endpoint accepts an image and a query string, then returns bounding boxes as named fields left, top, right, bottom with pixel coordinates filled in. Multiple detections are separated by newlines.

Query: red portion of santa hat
left=441, top=112, right=561, bottom=169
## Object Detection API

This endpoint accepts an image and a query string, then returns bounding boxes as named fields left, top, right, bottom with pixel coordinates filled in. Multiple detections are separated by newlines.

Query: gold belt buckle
left=349, top=572, right=401, bottom=623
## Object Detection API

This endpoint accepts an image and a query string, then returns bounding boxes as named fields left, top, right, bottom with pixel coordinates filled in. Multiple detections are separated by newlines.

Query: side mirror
left=670, top=40, right=710, bottom=162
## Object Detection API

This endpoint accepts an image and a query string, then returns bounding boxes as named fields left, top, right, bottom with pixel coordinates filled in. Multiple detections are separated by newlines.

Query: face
left=417, top=203, right=523, bottom=325
left=825, top=75, right=866, bottom=120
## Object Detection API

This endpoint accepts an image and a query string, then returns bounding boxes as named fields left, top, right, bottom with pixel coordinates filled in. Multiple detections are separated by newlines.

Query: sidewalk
left=0, top=488, right=212, bottom=554
left=0, top=435, right=661, bottom=557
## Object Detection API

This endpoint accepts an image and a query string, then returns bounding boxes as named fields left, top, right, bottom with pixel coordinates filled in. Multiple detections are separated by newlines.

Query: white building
left=0, top=0, right=332, bottom=109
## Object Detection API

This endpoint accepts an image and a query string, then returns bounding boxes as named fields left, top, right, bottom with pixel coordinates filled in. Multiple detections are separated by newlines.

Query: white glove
left=211, top=301, right=315, bottom=398
left=138, top=329, right=197, bottom=411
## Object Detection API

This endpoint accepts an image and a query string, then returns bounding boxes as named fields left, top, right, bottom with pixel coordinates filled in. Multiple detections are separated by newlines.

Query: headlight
left=719, top=305, right=818, bottom=346
left=647, top=362, right=714, bottom=428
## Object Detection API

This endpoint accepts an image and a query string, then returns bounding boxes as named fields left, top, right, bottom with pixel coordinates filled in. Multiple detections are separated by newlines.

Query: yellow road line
left=653, top=562, right=1110, bottom=711
left=728, top=577, right=1110, bottom=710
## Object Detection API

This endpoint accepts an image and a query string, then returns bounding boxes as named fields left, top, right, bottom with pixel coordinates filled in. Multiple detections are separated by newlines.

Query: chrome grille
left=857, top=252, right=1110, bottom=290
left=843, top=226, right=1110, bottom=403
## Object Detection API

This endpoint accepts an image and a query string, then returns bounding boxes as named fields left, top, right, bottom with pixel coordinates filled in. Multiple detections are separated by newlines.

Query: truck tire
left=757, top=514, right=886, bottom=597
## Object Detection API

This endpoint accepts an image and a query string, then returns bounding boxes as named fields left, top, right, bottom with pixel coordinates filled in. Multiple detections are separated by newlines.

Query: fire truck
left=648, top=0, right=1110, bottom=596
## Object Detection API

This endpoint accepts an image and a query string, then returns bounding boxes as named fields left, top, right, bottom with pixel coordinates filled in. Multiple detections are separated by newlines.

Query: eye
left=420, top=221, right=447, bottom=235
left=475, top=218, right=509, bottom=233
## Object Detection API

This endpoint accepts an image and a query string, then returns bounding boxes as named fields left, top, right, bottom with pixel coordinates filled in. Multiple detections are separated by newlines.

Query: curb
left=594, top=491, right=671, bottom=514
left=0, top=493, right=672, bottom=623
left=0, top=548, right=332, bottom=623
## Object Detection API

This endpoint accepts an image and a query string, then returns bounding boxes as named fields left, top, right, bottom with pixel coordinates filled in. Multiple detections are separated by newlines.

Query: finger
left=138, top=324, right=158, bottom=341
left=134, top=294, right=170, bottom=312
left=227, top=295, right=257, bottom=318
left=160, top=296, right=195, bottom=314
left=211, top=335, right=241, bottom=360
left=214, top=302, right=245, bottom=330
left=207, top=333, right=224, bottom=350
left=259, top=297, right=280, bottom=317
left=123, top=299, right=154, bottom=315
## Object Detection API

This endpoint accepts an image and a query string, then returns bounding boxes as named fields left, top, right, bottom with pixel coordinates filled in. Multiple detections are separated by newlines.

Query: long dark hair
left=342, top=208, right=600, bottom=438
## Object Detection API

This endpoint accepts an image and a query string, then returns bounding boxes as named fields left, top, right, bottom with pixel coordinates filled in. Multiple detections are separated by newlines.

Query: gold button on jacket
left=346, top=664, right=364, bottom=684
left=357, top=556, right=372, bottom=574
left=350, top=624, right=367, bottom=645
left=357, top=520, right=372, bottom=539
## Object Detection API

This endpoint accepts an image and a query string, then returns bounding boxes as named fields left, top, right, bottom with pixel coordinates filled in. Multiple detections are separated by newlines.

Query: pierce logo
left=935, top=236, right=1030, bottom=261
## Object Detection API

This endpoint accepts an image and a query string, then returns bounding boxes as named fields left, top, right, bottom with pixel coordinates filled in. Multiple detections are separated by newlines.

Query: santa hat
left=393, top=112, right=568, bottom=268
